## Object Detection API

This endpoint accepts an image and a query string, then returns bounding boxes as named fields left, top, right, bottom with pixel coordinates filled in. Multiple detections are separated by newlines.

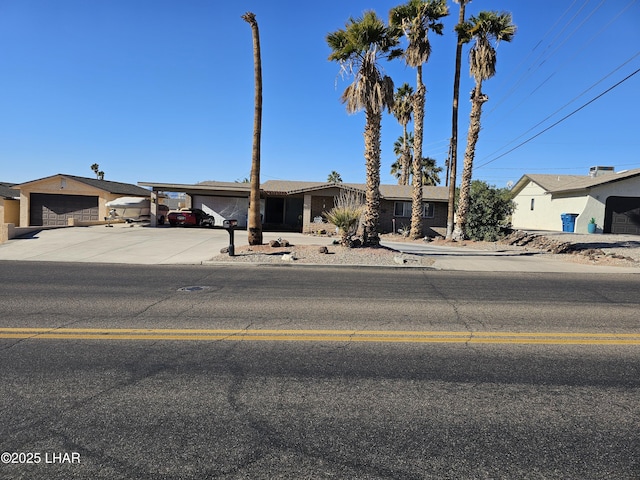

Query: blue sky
left=1, top=0, right=639, bottom=189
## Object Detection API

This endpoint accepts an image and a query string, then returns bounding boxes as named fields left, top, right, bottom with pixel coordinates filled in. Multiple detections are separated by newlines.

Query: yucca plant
left=323, top=191, right=365, bottom=247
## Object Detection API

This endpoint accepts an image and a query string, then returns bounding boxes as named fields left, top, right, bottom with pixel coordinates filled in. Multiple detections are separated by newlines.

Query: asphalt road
left=1, top=262, right=639, bottom=479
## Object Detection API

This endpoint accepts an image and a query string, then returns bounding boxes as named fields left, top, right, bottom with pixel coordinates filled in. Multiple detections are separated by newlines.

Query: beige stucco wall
left=3, top=198, right=20, bottom=225
left=512, top=181, right=588, bottom=232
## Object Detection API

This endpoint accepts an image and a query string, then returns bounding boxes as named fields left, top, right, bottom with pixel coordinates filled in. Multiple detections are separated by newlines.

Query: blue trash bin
left=561, top=213, right=579, bottom=232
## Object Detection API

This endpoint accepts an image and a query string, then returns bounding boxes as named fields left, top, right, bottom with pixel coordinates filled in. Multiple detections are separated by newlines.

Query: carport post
left=223, top=219, right=238, bottom=256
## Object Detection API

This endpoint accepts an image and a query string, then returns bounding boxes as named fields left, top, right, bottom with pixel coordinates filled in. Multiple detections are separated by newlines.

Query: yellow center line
left=0, top=328, right=639, bottom=345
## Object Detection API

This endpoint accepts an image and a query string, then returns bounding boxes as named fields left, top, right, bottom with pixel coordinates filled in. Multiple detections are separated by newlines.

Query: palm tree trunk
left=446, top=0, right=468, bottom=240
left=401, top=124, right=410, bottom=186
left=453, top=82, right=487, bottom=240
left=243, top=12, right=263, bottom=246
left=363, top=108, right=382, bottom=246
left=410, top=65, right=425, bottom=239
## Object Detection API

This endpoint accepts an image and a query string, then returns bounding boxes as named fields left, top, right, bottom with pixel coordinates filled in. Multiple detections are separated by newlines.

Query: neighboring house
left=511, top=166, right=640, bottom=234
left=0, top=182, right=20, bottom=225
left=13, top=174, right=152, bottom=227
left=139, top=180, right=449, bottom=236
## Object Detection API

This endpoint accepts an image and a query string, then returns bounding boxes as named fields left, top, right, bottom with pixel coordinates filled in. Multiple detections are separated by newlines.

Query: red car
left=167, top=208, right=215, bottom=227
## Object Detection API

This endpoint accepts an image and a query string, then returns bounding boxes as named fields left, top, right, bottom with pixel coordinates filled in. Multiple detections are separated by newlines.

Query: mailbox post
left=223, top=219, right=238, bottom=256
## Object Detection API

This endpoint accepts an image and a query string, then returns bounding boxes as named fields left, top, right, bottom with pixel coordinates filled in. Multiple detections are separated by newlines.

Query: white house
left=511, top=166, right=640, bottom=234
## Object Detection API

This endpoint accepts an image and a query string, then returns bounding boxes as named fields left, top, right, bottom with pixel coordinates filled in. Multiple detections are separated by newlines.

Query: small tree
left=323, top=190, right=365, bottom=247
left=462, top=180, right=513, bottom=241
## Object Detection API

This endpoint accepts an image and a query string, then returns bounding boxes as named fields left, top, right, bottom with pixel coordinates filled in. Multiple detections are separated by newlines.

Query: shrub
left=323, top=190, right=364, bottom=247
left=464, top=180, right=514, bottom=241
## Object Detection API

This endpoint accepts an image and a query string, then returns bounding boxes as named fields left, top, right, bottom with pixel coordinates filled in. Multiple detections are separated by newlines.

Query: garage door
left=604, top=196, right=640, bottom=234
left=192, top=195, right=249, bottom=227
left=30, top=193, right=99, bottom=226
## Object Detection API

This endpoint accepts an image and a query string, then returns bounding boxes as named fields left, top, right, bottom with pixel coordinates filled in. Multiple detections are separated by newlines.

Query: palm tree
left=391, top=83, right=414, bottom=186
left=327, top=171, right=343, bottom=183
left=446, top=0, right=471, bottom=240
left=242, top=12, right=263, bottom=245
left=390, top=0, right=449, bottom=239
left=419, top=156, right=442, bottom=186
left=453, top=11, right=516, bottom=240
left=392, top=132, right=413, bottom=184
left=327, top=11, right=401, bottom=246
left=392, top=133, right=442, bottom=185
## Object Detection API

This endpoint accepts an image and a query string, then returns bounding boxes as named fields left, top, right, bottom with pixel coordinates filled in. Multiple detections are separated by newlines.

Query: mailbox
left=223, top=219, right=238, bottom=229
left=223, top=219, right=238, bottom=256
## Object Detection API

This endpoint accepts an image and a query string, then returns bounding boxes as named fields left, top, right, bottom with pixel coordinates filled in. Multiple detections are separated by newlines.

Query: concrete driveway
left=0, top=224, right=334, bottom=265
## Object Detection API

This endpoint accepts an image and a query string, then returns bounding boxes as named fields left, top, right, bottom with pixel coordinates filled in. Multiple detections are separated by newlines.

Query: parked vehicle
left=167, top=208, right=215, bottom=227
left=156, top=204, right=170, bottom=225
left=105, top=197, right=151, bottom=223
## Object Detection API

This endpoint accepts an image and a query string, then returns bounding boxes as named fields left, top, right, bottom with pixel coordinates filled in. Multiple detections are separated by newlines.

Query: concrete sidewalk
left=0, top=224, right=638, bottom=273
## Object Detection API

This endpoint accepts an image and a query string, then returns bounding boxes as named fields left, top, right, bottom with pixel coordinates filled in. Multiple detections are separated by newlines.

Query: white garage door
left=192, top=195, right=249, bottom=228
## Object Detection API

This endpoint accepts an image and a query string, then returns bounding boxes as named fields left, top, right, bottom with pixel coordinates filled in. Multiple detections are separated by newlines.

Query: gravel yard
left=209, top=230, right=640, bottom=268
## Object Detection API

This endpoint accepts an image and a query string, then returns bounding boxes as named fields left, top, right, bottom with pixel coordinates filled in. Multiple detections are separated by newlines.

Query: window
left=394, top=201, right=435, bottom=218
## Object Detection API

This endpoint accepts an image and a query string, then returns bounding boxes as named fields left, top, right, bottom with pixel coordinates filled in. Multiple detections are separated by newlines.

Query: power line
left=474, top=67, right=640, bottom=171
left=480, top=51, right=640, bottom=161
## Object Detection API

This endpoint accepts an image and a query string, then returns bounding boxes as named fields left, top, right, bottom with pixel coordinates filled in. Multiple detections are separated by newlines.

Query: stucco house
left=13, top=174, right=152, bottom=227
left=139, top=180, right=449, bottom=236
left=511, top=166, right=640, bottom=234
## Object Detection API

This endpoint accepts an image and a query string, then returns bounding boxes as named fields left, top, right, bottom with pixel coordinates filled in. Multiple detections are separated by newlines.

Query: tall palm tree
left=453, top=11, right=516, bottom=240
left=391, top=83, right=414, bottom=186
left=446, top=0, right=470, bottom=240
left=392, top=134, right=442, bottom=186
left=242, top=12, right=263, bottom=245
left=327, top=11, right=401, bottom=246
left=390, top=0, right=449, bottom=239
left=392, top=131, right=413, bottom=184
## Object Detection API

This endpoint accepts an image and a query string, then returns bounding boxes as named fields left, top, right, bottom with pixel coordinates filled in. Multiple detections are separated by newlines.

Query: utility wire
left=480, top=52, right=640, bottom=160
left=474, top=67, right=640, bottom=171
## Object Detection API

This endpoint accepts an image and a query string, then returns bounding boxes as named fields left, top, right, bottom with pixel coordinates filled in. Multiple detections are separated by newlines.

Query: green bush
left=464, top=180, right=514, bottom=241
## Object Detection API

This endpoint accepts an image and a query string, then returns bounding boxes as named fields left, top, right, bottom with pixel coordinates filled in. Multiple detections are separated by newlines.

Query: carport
left=139, top=181, right=252, bottom=227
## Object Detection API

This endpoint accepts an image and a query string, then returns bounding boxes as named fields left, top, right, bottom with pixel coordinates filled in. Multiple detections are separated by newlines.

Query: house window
left=530, top=198, right=535, bottom=211
left=394, top=201, right=435, bottom=218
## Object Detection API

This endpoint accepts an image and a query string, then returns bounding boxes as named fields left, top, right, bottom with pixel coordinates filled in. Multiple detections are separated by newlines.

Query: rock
left=269, top=240, right=281, bottom=247
left=282, top=252, right=297, bottom=261
left=318, top=246, right=329, bottom=254
left=220, top=247, right=229, bottom=254
left=279, top=238, right=290, bottom=247
left=394, top=256, right=407, bottom=265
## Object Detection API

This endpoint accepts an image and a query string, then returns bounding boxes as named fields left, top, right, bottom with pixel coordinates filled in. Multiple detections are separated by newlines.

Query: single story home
left=12, top=174, right=153, bottom=227
left=511, top=166, right=640, bottom=234
left=139, top=180, right=449, bottom=236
